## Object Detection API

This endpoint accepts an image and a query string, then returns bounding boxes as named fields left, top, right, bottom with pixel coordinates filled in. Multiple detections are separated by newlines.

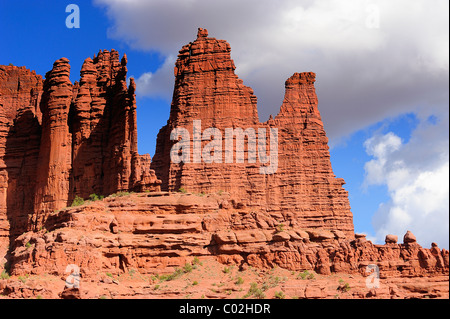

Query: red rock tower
left=0, top=65, right=43, bottom=243
left=0, top=51, right=160, bottom=244
left=152, top=28, right=354, bottom=237
left=33, top=58, right=73, bottom=226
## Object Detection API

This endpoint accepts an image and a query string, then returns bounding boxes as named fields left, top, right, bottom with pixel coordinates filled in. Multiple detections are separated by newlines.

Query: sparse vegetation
left=0, top=270, right=10, bottom=280
left=128, top=269, right=136, bottom=277
left=192, top=280, right=199, bottom=286
left=71, top=195, right=84, bottom=207
left=276, top=223, right=285, bottom=233
left=183, top=263, right=193, bottom=273
left=297, top=270, right=315, bottom=280
left=158, top=268, right=184, bottom=282
left=235, top=276, right=244, bottom=285
left=110, top=191, right=130, bottom=198
left=18, top=275, right=28, bottom=283
left=157, top=261, right=197, bottom=283
left=192, top=257, right=203, bottom=266
left=274, top=291, right=285, bottom=299
left=178, top=187, right=187, bottom=193
left=338, top=279, right=351, bottom=292
left=222, top=266, right=231, bottom=274
left=89, top=193, right=104, bottom=201
left=244, top=282, right=266, bottom=299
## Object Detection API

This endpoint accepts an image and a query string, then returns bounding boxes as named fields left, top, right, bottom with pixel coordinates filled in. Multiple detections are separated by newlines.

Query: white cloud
left=94, top=0, right=449, bottom=143
left=95, top=0, right=449, bottom=248
left=364, top=115, right=449, bottom=248
left=132, top=55, right=176, bottom=99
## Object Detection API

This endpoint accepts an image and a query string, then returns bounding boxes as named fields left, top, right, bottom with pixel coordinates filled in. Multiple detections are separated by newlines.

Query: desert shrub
left=110, top=191, right=130, bottom=198
left=1, top=270, right=10, bottom=280
left=183, top=263, right=193, bottom=273
left=243, top=282, right=266, bottom=299
left=274, top=291, right=285, bottom=299
left=71, top=196, right=84, bottom=207
left=235, top=277, right=244, bottom=285
left=89, top=193, right=104, bottom=201
left=298, top=270, right=315, bottom=280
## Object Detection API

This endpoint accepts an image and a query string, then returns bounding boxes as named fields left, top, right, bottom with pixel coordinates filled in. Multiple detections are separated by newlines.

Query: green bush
left=192, top=257, right=203, bottom=266
left=298, top=270, right=315, bottom=280
left=0, top=270, right=10, bottom=280
left=178, top=187, right=187, bottom=193
left=110, top=191, right=130, bottom=198
left=89, top=193, right=104, bottom=201
left=274, top=291, right=285, bottom=299
left=243, top=282, right=266, bottom=299
left=183, top=263, right=193, bottom=273
left=71, top=196, right=84, bottom=207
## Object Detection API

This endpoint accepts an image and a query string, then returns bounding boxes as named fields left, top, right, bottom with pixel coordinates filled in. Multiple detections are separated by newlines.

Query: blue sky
left=1, top=0, right=448, bottom=248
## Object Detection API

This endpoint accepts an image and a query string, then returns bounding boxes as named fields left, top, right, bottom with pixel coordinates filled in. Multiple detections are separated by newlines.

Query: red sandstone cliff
left=0, top=31, right=447, bottom=300
left=152, top=29, right=354, bottom=237
left=0, top=65, right=43, bottom=246
left=0, top=53, right=160, bottom=252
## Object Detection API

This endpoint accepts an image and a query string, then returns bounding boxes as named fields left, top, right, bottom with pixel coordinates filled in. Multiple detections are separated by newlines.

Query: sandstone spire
left=0, top=65, right=43, bottom=242
left=0, top=51, right=160, bottom=241
left=34, top=58, right=73, bottom=226
left=152, top=28, right=354, bottom=237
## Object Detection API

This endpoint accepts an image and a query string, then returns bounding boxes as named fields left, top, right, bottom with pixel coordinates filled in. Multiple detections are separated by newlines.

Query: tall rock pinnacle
left=152, top=28, right=354, bottom=237
left=0, top=51, right=161, bottom=243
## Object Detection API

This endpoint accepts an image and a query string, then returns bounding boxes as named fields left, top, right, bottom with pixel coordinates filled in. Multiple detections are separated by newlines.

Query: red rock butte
left=151, top=27, right=354, bottom=237
left=0, top=28, right=448, bottom=299
left=0, top=51, right=161, bottom=246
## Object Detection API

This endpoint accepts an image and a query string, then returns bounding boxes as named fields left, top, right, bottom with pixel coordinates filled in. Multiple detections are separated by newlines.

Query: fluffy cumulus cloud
left=132, top=55, right=177, bottom=99
left=95, top=0, right=449, bottom=247
left=363, top=114, right=449, bottom=248
left=94, top=0, right=448, bottom=143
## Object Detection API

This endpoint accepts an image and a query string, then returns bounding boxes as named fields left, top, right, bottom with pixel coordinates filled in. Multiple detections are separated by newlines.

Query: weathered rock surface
left=152, top=29, right=354, bottom=237
left=0, top=54, right=160, bottom=253
left=0, top=65, right=43, bottom=252
left=10, top=193, right=448, bottom=278
left=0, top=30, right=448, bottom=300
left=5, top=193, right=448, bottom=299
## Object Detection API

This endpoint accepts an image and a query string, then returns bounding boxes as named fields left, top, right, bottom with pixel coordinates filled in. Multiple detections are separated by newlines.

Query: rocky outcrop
left=0, top=53, right=160, bottom=251
left=33, top=58, right=73, bottom=228
left=1, top=31, right=447, bottom=300
left=152, top=29, right=354, bottom=237
left=9, top=193, right=448, bottom=283
left=70, top=50, right=144, bottom=201
left=0, top=65, right=43, bottom=250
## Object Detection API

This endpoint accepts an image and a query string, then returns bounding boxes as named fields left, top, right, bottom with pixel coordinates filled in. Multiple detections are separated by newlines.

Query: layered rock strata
left=0, top=53, right=160, bottom=250
left=10, top=193, right=448, bottom=283
left=0, top=65, right=43, bottom=246
left=152, top=29, right=353, bottom=237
